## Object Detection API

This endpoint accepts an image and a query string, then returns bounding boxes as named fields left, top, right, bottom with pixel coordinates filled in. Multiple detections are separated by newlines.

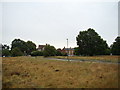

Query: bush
left=43, top=44, right=56, bottom=57
left=31, top=51, right=43, bottom=56
left=62, top=52, right=67, bottom=56
left=56, top=50, right=63, bottom=56
left=11, top=47, right=23, bottom=57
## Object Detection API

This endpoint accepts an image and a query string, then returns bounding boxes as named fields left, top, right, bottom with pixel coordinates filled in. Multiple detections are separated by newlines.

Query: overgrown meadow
left=2, top=56, right=119, bottom=88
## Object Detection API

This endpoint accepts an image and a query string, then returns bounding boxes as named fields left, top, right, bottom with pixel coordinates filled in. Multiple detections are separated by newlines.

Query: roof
left=38, top=45, right=46, bottom=49
left=63, top=48, right=74, bottom=50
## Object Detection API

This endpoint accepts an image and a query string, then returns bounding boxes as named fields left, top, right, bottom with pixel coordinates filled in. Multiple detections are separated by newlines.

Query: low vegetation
left=2, top=56, right=119, bottom=88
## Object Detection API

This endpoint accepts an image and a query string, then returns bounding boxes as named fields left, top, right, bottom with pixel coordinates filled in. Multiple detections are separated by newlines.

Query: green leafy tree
left=43, top=44, right=56, bottom=57
left=76, top=28, right=109, bottom=56
left=2, top=44, right=9, bottom=50
left=74, top=47, right=80, bottom=56
left=0, top=44, right=2, bottom=57
left=2, top=44, right=10, bottom=57
left=2, top=49, right=10, bottom=57
left=31, top=51, right=43, bottom=56
left=26, top=41, right=36, bottom=55
left=111, top=36, right=120, bottom=55
left=11, top=47, right=23, bottom=57
left=11, top=39, right=37, bottom=55
left=56, top=50, right=63, bottom=56
left=11, top=39, right=28, bottom=55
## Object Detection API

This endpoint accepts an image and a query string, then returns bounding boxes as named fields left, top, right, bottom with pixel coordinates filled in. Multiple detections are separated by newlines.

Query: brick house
left=58, top=47, right=74, bottom=56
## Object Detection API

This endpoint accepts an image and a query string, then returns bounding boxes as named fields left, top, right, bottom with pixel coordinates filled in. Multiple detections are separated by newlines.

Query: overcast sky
left=1, top=0, right=118, bottom=49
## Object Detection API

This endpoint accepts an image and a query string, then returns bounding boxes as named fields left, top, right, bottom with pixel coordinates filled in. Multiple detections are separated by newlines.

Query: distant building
left=37, top=45, right=46, bottom=51
left=38, top=45, right=75, bottom=56
left=58, top=47, right=74, bottom=56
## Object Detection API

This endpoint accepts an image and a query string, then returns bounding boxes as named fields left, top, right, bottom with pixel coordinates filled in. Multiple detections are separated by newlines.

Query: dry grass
left=2, top=56, right=119, bottom=88
left=52, top=55, right=120, bottom=63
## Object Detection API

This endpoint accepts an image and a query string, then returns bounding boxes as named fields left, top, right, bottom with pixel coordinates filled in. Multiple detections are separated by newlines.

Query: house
left=58, top=47, right=74, bottom=56
left=37, top=45, right=46, bottom=51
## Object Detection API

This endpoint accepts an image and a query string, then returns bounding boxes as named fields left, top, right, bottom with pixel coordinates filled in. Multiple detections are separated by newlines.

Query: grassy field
left=52, top=55, right=120, bottom=63
left=2, top=56, right=119, bottom=88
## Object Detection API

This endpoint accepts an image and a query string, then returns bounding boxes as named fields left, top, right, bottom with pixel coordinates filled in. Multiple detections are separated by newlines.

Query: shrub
left=31, top=51, right=43, bottom=56
left=43, top=44, right=56, bottom=57
left=56, top=50, right=63, bottom=56
left=11, top=47, right=23, bottom=57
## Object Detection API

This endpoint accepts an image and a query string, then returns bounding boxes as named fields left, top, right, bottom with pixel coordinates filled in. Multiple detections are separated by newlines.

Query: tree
left=11, top=47, right=23, bottom=57
left=11, top=39, right=37, bottom=56
left=0, top=44, right=2, bottom=57
left=2, top=44, right=10, bottom=57
left=111, top=36, right=120, bottom=55
left=43, top=44, right=56, bottom=57
left=2, top=49, right=10, bottom=57
left=26, top=41, right=36, bottom=55
left=11, top=39, right=28, bottom=55
left=2, top=44, right=9, bottom=50
left=31, top=51, right=43, bottom=56
left=76, top=28, right=109, bottom=56
left=56, top=50, right=62, bottom=56
left=74, top=47, right=80, bottom=56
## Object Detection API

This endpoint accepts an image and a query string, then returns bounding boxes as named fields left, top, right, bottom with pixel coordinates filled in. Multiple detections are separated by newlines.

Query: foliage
left=56, top=50, right=67, bottom=56
left=2, top=44, right=10, bottom=57
left=104, top=48, right=111, bottom=55
left=2, top=44, right=10, bottom=50
left=43, top=44, right=56, bottom=57
left=76, top=28, right=110, bottom=56
left=11, top=39, right=28, bottom=54
left=0, top=45, right=1, bottom=57
left=62, top=52, right=67, bottom=56
left=11, top=39, right=36, bottom=55
left=26, top=41, right=36, bottom=55
left=11, top=47, right=23, bottom=57
left=74, top=47, right=80, bottom=55
left=2, top=49, right=10, bottom=57
left=31, top=51, right=43, bottom=56
left=111, top=36, right=120, bottom=55
left=56, top=50, right=63, bottom=56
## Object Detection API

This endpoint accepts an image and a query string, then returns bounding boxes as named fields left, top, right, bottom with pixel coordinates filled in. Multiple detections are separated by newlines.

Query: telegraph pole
left=67, top=38, right=69, bottom=61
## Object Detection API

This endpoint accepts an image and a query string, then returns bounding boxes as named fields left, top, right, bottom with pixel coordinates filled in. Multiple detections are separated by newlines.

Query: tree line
left=1, top=39, right=67, bottom=57
left=1, top=28, right=120, bottom=57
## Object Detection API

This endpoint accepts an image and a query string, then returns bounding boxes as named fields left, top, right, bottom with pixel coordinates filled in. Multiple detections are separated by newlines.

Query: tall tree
left=111, top=36, right=120, bottom=55
left=11, top=39, right=28, bottom=54
left=26, top=41, right=36, bottom=55
left=76, top=28, right=109, bottom=56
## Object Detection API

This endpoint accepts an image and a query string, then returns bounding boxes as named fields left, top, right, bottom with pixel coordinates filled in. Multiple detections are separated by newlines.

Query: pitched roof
left=38, top=45, right=46, bottom=49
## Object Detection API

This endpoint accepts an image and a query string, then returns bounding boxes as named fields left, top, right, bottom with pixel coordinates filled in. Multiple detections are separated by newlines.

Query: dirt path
left=47, top=58, right=120, bottom=64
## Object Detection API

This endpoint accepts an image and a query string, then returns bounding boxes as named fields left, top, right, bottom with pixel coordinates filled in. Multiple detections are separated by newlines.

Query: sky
left=0, top=0, right=119, bottom=49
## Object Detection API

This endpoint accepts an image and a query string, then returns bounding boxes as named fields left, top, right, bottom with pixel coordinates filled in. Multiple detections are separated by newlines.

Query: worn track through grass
left=52, top=55, right=120, bottom=63
left=2, top=56, right=119, bottom=88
